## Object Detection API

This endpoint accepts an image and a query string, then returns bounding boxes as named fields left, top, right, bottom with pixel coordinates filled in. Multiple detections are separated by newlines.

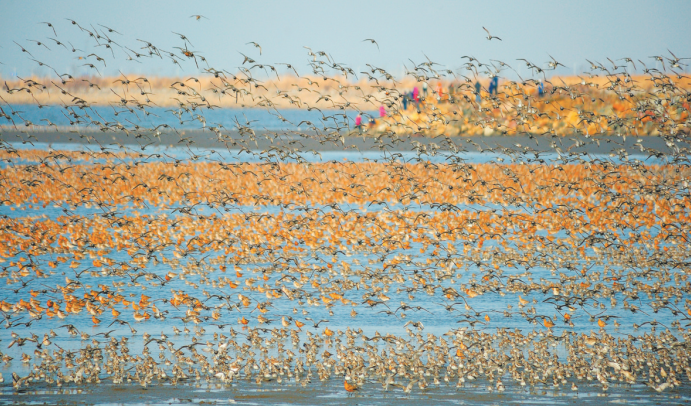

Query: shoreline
left=0, top=378, right=667, bottom=405
left=1, top=128, right=687, bottom=155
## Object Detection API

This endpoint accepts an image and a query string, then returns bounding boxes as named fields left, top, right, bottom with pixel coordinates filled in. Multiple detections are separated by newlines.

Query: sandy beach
left=0, top=74, right=677, bottom=110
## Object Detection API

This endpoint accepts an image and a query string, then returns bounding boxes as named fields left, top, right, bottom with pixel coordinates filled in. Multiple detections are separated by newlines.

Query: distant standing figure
left=490, top=76, right=499, bottom=95
left=437, top=82, right=443, bottom=101
left=538, top=81, right=544, bottom=97
left=402, top=93, right=408, bottom=110
left=475, top=81, right=481, bottom=103
left=413, top=87, right=420, bottom=102
left=422, top=82, right=428, bottom=98
left=355, top=113, right=362, bottom=133
left=379, top=105, right=386, bottom=118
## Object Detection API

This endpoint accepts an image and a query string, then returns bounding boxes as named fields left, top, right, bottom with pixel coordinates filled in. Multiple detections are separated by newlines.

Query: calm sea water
left=4, top=104, right=376, bottom=131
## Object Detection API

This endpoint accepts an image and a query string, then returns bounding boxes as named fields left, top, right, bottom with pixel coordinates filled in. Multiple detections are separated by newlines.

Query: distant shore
left=1, top=74, right=669, bottom=109
left=3, top=73, right=689, bottom=139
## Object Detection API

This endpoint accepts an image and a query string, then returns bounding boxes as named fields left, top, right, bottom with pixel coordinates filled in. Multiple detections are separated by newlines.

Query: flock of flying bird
left=0, top=18, right=690, bottom=401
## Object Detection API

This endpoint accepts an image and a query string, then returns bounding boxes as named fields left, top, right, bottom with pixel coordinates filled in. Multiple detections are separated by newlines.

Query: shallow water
left=2, top=377, right=690, bottom=406
left=0, top=138, right=689, bottom=405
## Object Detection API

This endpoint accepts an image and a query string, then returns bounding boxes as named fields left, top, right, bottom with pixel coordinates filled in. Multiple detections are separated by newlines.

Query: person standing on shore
left=422, top=82, right=428, bottom=98
left=379, top=105, right=386, bottom=118
left=475, top=81, right=481, bottom=103
left=355, top=113, right=362, bottom=134
left=402, top=92, right=408, bottom=110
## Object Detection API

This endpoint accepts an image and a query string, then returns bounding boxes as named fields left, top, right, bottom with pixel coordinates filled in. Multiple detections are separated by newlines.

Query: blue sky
left=1, top=0, right=689, bottom=80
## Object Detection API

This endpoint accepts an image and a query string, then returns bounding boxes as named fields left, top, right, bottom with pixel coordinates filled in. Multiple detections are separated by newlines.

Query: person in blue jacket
left=489, top=76, right=499, bottom=96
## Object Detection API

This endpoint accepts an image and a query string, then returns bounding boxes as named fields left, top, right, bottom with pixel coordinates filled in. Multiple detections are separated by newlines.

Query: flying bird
left=246, top=42, right=262, bottom=55
left=363, top=38, right=380, bottom=50
left=483, top=27, right=502, bottom=41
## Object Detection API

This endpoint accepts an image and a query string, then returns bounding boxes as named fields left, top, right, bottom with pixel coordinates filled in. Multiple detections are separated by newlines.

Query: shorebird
left=362, top=38, right=380, bottom=50
left=483, top=27, right=502, bottom=41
